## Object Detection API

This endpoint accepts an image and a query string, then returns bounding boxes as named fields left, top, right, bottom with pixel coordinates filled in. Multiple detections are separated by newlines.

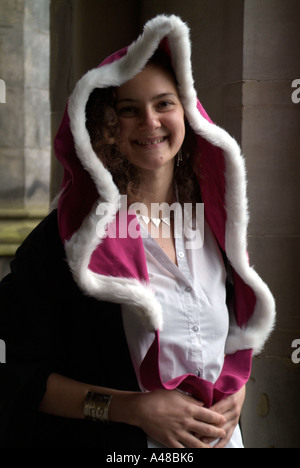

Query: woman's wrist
left=108, top=392, right=142, bottom=426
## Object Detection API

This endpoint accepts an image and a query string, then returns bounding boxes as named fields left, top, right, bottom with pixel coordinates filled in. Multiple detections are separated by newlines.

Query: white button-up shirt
left=122, top=219, right=243, bottom=448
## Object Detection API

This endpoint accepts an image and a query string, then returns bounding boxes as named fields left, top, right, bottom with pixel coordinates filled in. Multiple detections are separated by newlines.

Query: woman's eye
left=117, top=106, right=137, bottom=117
left=157, top=101, right=174, bottom=110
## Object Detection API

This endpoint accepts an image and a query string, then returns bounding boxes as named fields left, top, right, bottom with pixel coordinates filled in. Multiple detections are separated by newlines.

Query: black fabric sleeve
left=0, top=210, right=69, bottom=446
left=0, top=210, right=146, bottom=448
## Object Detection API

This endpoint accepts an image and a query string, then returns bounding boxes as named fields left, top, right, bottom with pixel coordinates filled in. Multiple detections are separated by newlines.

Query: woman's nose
left=139, top=108, right=161, bottom=130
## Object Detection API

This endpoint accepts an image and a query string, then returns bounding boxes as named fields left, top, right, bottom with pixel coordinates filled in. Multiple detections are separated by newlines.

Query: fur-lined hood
left=53, top=15, right=275, bottom=404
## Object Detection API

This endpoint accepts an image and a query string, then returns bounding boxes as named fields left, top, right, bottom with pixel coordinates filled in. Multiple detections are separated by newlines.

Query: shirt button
left=185, top=286, right=192, bottom=293
left=178, top=252, right=185, bottom=259
left=192, top=326, right=199, bottom=333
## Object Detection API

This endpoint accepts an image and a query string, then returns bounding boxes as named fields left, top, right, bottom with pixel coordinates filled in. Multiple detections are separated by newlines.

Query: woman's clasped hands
left=120, top=386, right=246, bottom=449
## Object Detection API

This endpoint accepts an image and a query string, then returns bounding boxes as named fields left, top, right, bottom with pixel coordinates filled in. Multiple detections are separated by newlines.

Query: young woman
left=0, top=15, right=275, bottom=448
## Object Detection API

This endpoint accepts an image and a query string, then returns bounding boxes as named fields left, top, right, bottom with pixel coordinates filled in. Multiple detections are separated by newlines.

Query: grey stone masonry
left=0, top=0, right=50, bottom=262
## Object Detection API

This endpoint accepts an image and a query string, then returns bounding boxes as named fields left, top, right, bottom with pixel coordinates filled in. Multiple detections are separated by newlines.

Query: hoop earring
left=177, top=148, right=183, bottom=167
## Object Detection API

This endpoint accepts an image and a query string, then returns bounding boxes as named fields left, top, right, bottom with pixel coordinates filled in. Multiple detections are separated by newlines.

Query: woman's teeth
left=135, top=137, right=165, bottom=146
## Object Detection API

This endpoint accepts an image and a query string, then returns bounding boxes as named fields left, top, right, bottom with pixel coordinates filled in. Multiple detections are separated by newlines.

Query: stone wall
left=0, top=0, right=50, bottom=274
left=240, top=0, right=300, bottom=448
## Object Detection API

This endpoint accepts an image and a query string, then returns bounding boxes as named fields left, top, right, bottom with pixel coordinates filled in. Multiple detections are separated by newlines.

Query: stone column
left=0, top=0, right=50, bottom=277
left=240, top=0, right=300, bottom=448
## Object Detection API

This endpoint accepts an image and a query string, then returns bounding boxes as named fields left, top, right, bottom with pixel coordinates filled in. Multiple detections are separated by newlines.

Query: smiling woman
left=0, top=15, right=275, bottom=449
left=86, top=50, right=199, bottom=205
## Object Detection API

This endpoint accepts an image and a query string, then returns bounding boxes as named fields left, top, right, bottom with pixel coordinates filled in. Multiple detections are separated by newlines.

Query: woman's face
left=115, top=64, right=185, bottom=173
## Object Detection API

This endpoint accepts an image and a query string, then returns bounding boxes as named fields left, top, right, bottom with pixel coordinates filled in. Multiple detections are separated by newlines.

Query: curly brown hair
left=85, top=52, right=201, bottom=205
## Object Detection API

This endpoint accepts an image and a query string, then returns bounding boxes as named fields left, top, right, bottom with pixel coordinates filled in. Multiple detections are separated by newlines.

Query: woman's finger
left=189, top=419, right=227, bottom=440
left=193, top=405, right=226, bottom=427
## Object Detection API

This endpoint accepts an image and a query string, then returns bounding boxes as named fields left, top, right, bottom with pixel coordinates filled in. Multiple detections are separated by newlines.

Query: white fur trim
left=64, top=203, right=163, bottom=332
left=65, top=15, right=275, bottom=354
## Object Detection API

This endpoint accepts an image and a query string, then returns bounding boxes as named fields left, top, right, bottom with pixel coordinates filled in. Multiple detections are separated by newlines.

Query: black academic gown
left=0, top=210, right=146, bottom=448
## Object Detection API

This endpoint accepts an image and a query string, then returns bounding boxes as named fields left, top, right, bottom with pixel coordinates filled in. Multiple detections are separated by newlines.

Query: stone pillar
left=240, top=0, right=300, bottom=448
left=0, top=0, right=50, bottom=277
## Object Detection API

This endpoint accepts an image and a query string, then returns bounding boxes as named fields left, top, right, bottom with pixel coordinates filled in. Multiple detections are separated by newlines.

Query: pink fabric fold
left=140, top=331, right=252, bottom=407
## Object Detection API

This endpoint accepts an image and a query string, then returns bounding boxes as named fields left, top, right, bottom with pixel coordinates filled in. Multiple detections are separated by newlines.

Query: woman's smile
left=133, top=136, right=167, bottom=147
left=132, top=136, right=169, bottom=151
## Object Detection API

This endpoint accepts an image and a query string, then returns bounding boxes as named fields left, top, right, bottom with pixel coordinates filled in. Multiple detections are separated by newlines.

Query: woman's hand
left=115, top=389, right=226, bottom=449
left=201, top=386, right=246, bottom=448
left=40, top=374, right=243, bottom=449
